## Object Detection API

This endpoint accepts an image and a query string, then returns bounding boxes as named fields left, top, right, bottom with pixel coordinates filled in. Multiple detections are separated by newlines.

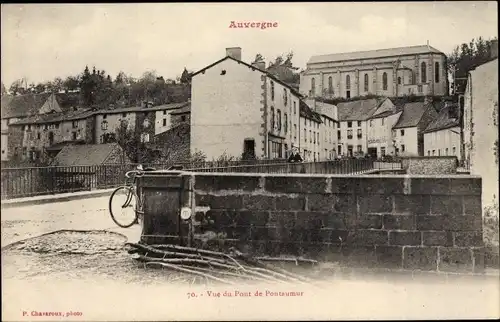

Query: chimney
left=251, top=61, right=266, bottom=70
left=226, top=47, right=242, bottom=60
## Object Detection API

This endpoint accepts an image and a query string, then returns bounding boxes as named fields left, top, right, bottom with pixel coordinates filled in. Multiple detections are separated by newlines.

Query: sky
left=1, top=2, right=498, bottom=87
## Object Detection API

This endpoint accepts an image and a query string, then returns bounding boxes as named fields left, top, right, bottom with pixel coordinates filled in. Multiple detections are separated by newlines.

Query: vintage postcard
left=1, top=2, right=499, bottom=321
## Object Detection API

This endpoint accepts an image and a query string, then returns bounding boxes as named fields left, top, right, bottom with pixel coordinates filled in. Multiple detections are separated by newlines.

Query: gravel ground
left=1, top=196, right=499, bottom=321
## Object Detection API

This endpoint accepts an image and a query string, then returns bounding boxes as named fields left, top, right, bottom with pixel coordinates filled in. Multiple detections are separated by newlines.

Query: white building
left=366, top=98, right=404, bottom=158
left=463, top=58, right=498, bottom=215
left=423, top=103, right=461, bottom=157
left=190, top=47, right=322, bottom=161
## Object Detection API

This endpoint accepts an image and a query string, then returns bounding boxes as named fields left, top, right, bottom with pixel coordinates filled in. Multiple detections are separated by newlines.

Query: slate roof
left=423, top=104, right=460, bottom=133
left=1, top=93, right=52, bottom=119
left=170, top=103, right=191, bottom=115
left=308, top=45, right=444, bottom=64
left=393, top=102, right=430, bottom=129
left=299, top=100, right=323, bottom=123
left=12, top=109, right=94, bottom=125
left=337, top=99, right=380, bottom=121
left=52, top=143, right=123, bottom=166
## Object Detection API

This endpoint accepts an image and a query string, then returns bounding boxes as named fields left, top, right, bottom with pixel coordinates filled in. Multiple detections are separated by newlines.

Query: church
left=300, top=44, right=449, bottom=99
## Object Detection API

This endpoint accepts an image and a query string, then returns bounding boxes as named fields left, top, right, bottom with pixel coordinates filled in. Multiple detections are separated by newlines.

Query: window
left=347, top=121, right=352, bottom=128
left=381, top=118, right=385, bottom=126
left=310, top=78, right=315, bottom=96
left=328, top=76, right=333, bottom=94
left=357, top=121, right=361, bottom=127
left=364, top=74, right=369, bottom=92
left=347, top=129, right=353, bottom=139
left=163, top=110, right=167, bottom=115
left=398, top=77, right=401, bottom=85
left=103, top=114, right=107, bottom=119
left=369, top=119, right=373, bottom=127
left=294, top=124, right=297, bottom=139
left=313, top=132, right=316, bottom=144
left=270, top=107, right=275, bottom=130
left=48, top=132, right=54, bottom=145
left=284, top=113, right=288, bottom=134
left=122, top=113, right=127, bottom=117
left=284, top=89, right=288, bottom=106
left=453, top=147, right=456, bottom=155
left=309, top=130, right=312, bottom=142
left=141, top=133, right=150, bottom=143
left=381, top=147, right=386, bottom=156
left=337, top=130, right=341, bottom=140
left=347, top=145, right=353, bottom=157
left=401, top=144, right=405, bottom=152
left=163, top=119, right=167, bottom=126
left=271, top=81, right=275, bottom=100
left=435, top=62, right=440, bottom=83
left=293, top=101, right=297, bottom=114
left=277, top=110, right=282, bottom=131
left=428, top=150, right=430, bottom=156
left=72, top=132, right=77, bottom=140
left=432, top=150, right=435, bottom=156
left=55, top=123, right=59, bottom=129
left=304, top=129, right=307, bottom=141
left=357, top=128, right=362, bottom=139
left=338, top=145, right=342, bottom=155
left=37, top=132, right=41, bottom=139
left=400, top=129, right=405, bottom=136
left=101, top=120, right=108, bottom=130
left=421, top=62, right=427, bottom=83
left=357, top=145, right=362, bottom=153
left=317, top=132, right=319, bottom=144
left=383, top=72, right=388, bottom=90
left=445, top=148, right=448, bottom=155
left=181, top=115, right=186, bottom=122
left=346, top=75, right=351, bottom=98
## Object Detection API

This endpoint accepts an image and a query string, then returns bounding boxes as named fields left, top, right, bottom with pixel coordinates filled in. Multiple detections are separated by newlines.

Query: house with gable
left=423, top=102, right=461, bottom=157
left=391, top=100, right=439, bottom=156
left=190, top=47, right=322, bottom=161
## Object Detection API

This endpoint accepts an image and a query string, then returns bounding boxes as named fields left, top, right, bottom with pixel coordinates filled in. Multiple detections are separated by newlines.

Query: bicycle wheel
left=109, top=186, right=138, bottom=228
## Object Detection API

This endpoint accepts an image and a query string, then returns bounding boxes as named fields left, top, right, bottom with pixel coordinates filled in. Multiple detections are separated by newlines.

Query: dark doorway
left=346, top=90, right=351, bottom=99
left=243, top=139, right=256, bottom=159
left=368, top=147, right=377, bottom=159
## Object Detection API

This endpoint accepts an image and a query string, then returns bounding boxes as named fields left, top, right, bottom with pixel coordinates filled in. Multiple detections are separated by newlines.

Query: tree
left=180, top=68, right=191, bottom=84
left=253, top=53, right=265, bottom=63
left=9, top=78, right=28, bottom=96
left=0, top=82, right=6, bottom=96
left=447, top=36, right=498, bottom=94
left=115, top=120, right=141, bottom=163
left=63, top=76, right=80, bottom=93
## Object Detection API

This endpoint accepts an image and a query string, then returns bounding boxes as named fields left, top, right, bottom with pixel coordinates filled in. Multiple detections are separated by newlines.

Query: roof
left=308, top=45, right=444, bottom=64
left=1, top=93, right=52, bottom=119
left=170, top=103, right=191, bottom=115
left=423, top=104, right=460, bottom=133
left=299, top=100, right=322, bottom=123
left=393, top=102, right=430, bottom=129
left=337, top=98, right=380, bottom=121
left=191, top=55, right=303, bottom=98
left=52, top=143, right=123, bottom=166
left=9, top=102, right=190, bottom=126
left=12, top=109, right=94, bottom=125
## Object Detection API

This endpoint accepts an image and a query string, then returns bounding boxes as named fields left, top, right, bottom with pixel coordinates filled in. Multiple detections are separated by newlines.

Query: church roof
left=308, top=45, right=444, bottom=65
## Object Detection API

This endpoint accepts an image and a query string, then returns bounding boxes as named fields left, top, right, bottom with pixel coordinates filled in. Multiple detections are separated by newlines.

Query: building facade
left=366, top=98, right=403, bottom=158
left=300, top=45, right=449, bottom=99
left=463, top=58, right=498, bottom=214
left=423, top=103, right=461, bottom=157
left=191, top=47, right=321, bottom=161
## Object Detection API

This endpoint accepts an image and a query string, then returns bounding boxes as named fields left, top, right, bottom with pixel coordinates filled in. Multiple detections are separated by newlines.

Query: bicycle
left=108, top=165, right=155, bottom=228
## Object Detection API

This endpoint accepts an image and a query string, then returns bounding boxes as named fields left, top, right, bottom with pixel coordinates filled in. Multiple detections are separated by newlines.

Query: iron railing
left=0, top=159, right=402, bottom=200
left=0, top=159, right=287, bottom=200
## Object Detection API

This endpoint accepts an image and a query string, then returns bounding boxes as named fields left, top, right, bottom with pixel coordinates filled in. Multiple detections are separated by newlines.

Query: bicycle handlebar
left=125, top=170, right=145, bottom=179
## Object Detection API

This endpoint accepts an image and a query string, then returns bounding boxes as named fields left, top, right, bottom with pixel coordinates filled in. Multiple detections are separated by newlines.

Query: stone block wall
left=140, top=172, right=484, bottom=273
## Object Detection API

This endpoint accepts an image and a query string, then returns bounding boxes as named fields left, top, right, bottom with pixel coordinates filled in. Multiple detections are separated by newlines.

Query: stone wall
left=400, top=156, right=458, bottom=174
left=140, top=173, right=484, bottom=273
